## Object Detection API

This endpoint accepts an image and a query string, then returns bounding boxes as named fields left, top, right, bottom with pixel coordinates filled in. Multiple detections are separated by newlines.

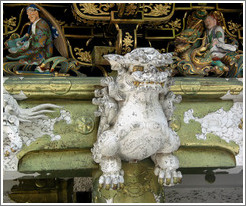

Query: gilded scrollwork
left=122, top=32, right=134, bottom=54
left=144, top=3, right=172, bottom=17
left=74, top=48, right=92, bottom=63
left=3, top=16, right=17, bottom=31
left=227, top=20, right=242, bottom=34
left=78, top=3, right=115, bottom=15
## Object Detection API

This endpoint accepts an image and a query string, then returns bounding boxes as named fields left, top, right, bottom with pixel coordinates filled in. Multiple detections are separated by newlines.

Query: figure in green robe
left=204, top=12, right=238, bottom=74
left=5, top=4, right=53, bottom=72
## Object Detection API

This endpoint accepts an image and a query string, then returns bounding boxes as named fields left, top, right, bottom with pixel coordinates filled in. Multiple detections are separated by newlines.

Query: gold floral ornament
left=144, top=3, right=171, bottom=16
left=122, top=32, right=134, bottom=54
left=228, top=20, right=242, bottom=34
left=74, top=48, right=92, bottom=63
left=165, top=18, right=181, bottom=31
left=125, top=4, right=138, bottom=16
left=79, top=3, right=114, bottom=15
left=3, top=16, right=17, bottom=31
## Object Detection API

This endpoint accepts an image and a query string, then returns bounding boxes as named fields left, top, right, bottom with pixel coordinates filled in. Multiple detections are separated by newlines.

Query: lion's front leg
left=92, top=130, right=124, bottom=190
left=99, top=156, right=124, bottom=190
left=152, top=128, right=182, bottom=186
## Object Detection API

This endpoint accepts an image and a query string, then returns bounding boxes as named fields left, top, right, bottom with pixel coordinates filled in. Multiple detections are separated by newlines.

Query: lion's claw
left=154, top=167, right=182, bottom=186
left=98, top=170, right=124, bottom=190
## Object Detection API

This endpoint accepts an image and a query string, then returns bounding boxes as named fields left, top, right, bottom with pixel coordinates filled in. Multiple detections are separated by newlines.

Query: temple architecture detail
left=2, top=2, right=243, bottom=204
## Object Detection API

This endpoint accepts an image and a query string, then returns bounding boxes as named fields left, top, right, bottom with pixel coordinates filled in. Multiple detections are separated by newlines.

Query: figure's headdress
left=26, top=4, right=40, bottom=11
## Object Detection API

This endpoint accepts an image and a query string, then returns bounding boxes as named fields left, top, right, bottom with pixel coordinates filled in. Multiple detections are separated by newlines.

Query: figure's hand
left=212, top=39, right=218, bottom=46
left=25, top=33, right=29, bottom=38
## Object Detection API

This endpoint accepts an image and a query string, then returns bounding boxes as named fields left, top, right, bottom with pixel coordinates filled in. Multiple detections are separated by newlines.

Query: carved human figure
left=204, top=12, right=238, bottom=74
left=5, top=4, right=55, bottom=72
left=92, top=48, right=182, bottom=190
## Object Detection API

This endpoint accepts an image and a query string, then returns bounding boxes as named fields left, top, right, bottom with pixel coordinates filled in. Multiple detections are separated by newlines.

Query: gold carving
left=122, top=32, right=134, bottom=53
left=180, top=81, right=201, bottom=95
left=125, top=4, right=138, bottom=16
left=56, top=19, right=66, bottom=26
left=78, top=3, right=114, bottom=15
left=165, top=18, right=181, bottom=31
left=227, top=20, right=242, bottom=34
left=74, top=48, right=92, bottom=63
left=3, top=16, right=17, bottom=31
left=144, top=3, right=172, bottom=16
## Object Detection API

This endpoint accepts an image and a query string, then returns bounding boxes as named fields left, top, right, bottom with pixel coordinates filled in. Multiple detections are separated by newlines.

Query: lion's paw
left=154, top=166, right=182, bottom=186
left=98, top=170, right=124, bottom=190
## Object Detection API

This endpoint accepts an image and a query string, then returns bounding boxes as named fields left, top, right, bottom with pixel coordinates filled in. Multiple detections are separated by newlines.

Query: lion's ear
left=103, top=54, right=125, bottom=71
left=104, top=54, right=124, bottom=65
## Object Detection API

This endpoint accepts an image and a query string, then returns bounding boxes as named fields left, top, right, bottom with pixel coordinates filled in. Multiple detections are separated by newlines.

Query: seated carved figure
left=173, top=10, right=243, bottom=77
left=5, top=4, right=54, bottom=72
left=3, top=4, right=75, bottom=76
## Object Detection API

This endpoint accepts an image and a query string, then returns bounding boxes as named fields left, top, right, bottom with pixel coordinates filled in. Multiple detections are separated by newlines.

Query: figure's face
left=27, top=8, right=39, bottom=23
left=204, top=16, right=217, bottom=30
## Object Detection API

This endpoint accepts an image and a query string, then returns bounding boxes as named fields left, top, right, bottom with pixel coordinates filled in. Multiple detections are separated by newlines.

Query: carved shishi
left=92, top=48, right=182, bottom=189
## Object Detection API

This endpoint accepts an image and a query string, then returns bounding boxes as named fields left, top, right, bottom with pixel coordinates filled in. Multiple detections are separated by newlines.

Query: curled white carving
left=3, top=90, right=62, bottom=171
